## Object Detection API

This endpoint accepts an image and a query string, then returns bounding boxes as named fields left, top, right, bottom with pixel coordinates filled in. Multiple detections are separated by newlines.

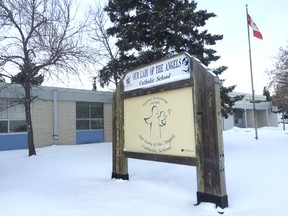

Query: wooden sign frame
left=112, top=52, right=228, bottom=208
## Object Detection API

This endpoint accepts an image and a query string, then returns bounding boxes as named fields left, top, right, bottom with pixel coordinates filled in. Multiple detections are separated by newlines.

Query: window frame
left=76, top=102, right=104, bottom=131
left=0, top=99, right=27, bottom=134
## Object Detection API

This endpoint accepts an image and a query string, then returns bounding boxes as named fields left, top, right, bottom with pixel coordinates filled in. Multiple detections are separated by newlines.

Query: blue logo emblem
left=182, top=57, right=190, bottom=73
left=126, top=76, right=131, bottom=85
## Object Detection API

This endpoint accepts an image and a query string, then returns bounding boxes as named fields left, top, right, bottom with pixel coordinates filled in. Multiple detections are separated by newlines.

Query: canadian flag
left=247, top=14, right=263, bottom=40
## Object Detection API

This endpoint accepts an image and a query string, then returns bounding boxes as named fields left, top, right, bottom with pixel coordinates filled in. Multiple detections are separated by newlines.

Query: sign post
left=112, top=52, right=228, bottom=208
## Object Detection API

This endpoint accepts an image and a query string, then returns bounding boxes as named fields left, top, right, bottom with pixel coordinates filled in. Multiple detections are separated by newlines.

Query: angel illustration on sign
left=144, top=105, right=169, bottom=139
left=158, top=111, right=167, bottom=138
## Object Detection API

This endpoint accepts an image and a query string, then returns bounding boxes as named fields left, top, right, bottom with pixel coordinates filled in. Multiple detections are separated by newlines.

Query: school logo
left=125, top=75, right=131, bottom=85
left=138, top=96, right=175, bottom=153
left=182, top=56, right=190, bottom=73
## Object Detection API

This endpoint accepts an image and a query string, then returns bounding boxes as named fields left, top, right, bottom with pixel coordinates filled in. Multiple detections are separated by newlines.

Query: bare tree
left=267, top=46, right=288, bottom=130
left=267, top=46, right=288, bottom=108
left=88, top=1, right=120, bottom=88
left=0, top=0, right=95, bottom=156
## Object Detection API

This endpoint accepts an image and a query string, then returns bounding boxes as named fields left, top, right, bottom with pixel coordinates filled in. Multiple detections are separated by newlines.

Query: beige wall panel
left=257, top=110, right=268, bottom=127
left=104, top=103, right=113, bottom=142
left=268, top=112, right=278, bottom=127
left=57, top=101, right=76, bottom=145
left=31, top=100, right=54, bottom=148
left=246, top=110, right=255, bottom=128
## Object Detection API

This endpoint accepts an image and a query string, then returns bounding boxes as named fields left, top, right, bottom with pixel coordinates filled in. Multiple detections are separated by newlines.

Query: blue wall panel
left=76, top=130, right=104, bottom=144
left=0, top=133, right=28, bottom=151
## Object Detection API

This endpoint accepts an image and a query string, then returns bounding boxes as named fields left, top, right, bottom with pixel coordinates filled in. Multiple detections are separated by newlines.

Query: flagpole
left=246, top=4, right=258, bottom=140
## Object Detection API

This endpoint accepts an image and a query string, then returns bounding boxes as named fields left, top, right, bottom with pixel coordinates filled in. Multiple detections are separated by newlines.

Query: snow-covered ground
left=0, top=126, right=287, bottom=216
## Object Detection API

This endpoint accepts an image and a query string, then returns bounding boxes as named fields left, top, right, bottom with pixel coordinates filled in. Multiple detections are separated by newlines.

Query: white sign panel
left=124, top=54, right=191, bottom=92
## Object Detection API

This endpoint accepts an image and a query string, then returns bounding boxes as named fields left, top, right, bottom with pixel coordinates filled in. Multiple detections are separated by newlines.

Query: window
left=10, top=120, right=27, bottom=132
left=76, top=102, right=89, bottom=118
left=0, top=121, right=8, bottom=133
left=76, top=102, right=104, bottom=130
left=234, top=110, right=244, bottom=127
left=0, top=99, right=27, bottom=133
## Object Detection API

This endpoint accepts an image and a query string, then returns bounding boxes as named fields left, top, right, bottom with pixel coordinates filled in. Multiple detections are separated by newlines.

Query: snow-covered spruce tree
left=101, top=0, right=241, bottom=118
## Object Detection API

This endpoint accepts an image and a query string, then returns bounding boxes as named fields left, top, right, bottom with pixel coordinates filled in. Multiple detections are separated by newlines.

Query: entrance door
left=234, top=110, right=245, bottom=128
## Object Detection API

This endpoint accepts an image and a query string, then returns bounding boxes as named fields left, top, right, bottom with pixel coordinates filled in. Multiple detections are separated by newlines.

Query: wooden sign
left=112, top=52, right=228, bottom=209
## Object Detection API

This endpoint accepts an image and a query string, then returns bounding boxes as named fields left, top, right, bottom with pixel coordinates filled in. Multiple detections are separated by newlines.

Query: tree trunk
left=282, top=111, right=286, bottom=131
left=24, top=86, right=36, bottom=156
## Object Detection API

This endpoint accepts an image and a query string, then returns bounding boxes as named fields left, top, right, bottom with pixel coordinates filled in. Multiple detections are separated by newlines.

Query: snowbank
left=0, top=126, right=287, bottom=216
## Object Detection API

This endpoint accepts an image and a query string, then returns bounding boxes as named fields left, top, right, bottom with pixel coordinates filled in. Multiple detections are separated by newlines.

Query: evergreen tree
left=0, top=74, right=5, bottom=82
left=103, top=0, right=242, bottom=117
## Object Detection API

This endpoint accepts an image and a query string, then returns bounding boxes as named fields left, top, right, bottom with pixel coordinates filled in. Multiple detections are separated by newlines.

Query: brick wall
left=32, top=99, right=110, bottom=147
left=57, top=101, right=76, bottom=145
left=31, top=99, right=76, bottom=147
left=31, top=100, right=54, bottom=148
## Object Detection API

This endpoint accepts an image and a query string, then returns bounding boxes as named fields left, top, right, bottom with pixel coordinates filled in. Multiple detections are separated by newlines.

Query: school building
left=222, top=92, right=278, bottom=130
left=0, top=83, right=113, bottom=151
left=1, top=82, right=279, bottom=151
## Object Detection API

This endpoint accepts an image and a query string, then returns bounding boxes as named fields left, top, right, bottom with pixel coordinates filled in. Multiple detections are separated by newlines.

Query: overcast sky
left=196, top=0, right=288, bottom=95
left=46, top=0, right=288, bottom=95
